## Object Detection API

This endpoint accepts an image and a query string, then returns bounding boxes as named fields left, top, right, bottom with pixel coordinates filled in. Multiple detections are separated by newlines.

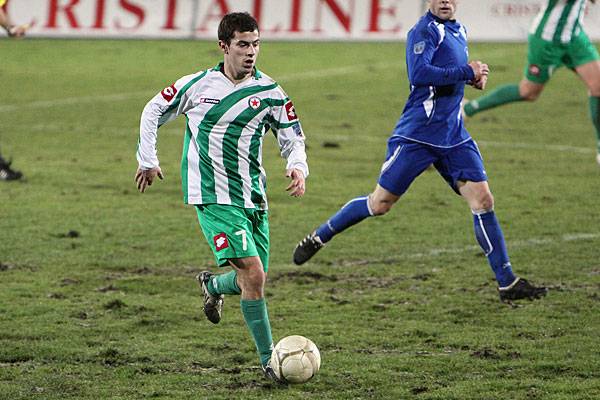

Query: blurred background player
left=135, top=12, right=308, bottom=381
left=0, top=0, right=28, bottom=181
left=463, top=0, right=600, bottom=165
left=293, top=0, right=548, bottom=302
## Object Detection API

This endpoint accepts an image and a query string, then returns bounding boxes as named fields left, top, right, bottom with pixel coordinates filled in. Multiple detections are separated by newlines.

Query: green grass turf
left=0, top=39, right=599, bottom=399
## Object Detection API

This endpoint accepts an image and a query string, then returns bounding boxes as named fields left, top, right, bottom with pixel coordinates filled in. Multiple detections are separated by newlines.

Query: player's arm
left=270, top=94, right=308, bottom=197
left=0, top=8, right=28, bottom=37
left=407, top=25, right=475, bottom=86
left=135, top=74, right=196, bottom=193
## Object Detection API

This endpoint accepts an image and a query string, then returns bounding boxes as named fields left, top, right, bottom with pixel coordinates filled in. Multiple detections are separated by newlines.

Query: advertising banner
left=3, top=0, right=599, bottom=41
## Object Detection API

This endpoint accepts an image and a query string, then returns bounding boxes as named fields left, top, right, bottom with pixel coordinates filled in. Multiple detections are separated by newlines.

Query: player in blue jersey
left=293, top=0, right=547, bottom=302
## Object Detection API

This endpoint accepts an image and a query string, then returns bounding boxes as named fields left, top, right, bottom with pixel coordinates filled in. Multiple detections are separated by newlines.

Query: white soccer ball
left=271, top=335, right=321, bottom=384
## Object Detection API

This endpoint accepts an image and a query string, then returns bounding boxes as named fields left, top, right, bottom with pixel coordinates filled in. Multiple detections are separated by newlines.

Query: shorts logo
left=161, top=84, right=177, bottom=102
left=285, top=101, right=298, bottom=121
left=528, top=64, right=541, bottom=77
left=414, top=41, right=425, bottom=55
left=200, top=97, right=220, bottom=104
left=214, top=233, right=229, bottom=251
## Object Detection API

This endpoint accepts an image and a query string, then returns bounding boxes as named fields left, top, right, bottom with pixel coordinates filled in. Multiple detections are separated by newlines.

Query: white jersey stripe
left=186, top=125, right=203, bottom=203
left=238, top=109, right=270, bottom=208
left=561, top=0, right=585, bottom=43
left=541, top=3, right=565, bottom=42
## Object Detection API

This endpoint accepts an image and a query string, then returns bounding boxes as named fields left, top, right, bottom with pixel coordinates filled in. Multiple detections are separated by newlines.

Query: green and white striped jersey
left=530, top=0, right=588, bottom=44
left=137, top=63, right=308, bottom=210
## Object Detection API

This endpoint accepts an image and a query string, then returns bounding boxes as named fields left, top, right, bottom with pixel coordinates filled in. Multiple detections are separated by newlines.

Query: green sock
left=207, top=271, right=241, bottom=295
left=589, top=96, right=600, bottom=153
left=464, top=84, right=524, bottom=117
left=241, top=298, right=273, bottom=366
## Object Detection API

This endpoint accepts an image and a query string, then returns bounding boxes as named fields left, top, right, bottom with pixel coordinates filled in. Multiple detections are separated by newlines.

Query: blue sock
left=316, top=196, right=374, bottom=243
left=473, top=210, right=517, bottom=287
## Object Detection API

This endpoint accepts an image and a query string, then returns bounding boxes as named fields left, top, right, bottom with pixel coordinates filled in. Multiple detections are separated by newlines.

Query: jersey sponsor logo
left=285, top=101, right=298, bottom=121
left=528, top=64, right=541, bottom=77
left=214, top=233, right=229, bottom=251
left=161, top=84, right=177, bottom=102
left=200, top=97, right=220, bottom=104
left=413, top=41, right=425, bottom=55
left=248, top=96, right=261, bottom=110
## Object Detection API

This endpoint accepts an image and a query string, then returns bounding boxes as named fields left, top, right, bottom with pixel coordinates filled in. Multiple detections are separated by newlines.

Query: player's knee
left=474, top=192, right=494, bottom=211
left=238, top=265, right=266, bottom=294
left=370, top=200, right=394, bottom=216
left=522, top=90, right=541, bottom=101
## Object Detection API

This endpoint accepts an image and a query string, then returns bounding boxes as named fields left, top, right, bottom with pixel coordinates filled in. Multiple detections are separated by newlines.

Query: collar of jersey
left=212, top=62, right=262, bottom=80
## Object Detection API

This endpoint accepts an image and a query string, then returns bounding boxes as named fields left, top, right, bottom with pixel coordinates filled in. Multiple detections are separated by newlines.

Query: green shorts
left=196, top=204, right=270, bottom=272
left=525, top=32, right=600, bottom=84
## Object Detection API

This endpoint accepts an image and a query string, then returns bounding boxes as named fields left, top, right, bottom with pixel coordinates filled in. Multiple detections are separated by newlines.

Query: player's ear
left=218, top=40, right=229, bottom=54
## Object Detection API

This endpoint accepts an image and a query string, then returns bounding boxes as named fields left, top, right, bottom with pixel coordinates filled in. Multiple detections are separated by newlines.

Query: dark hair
left=218, top=12, right=259, bottom=45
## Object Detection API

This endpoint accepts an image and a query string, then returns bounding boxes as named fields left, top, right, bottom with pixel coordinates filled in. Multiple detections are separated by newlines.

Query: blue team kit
left=378, top=11, right=487, bottom=195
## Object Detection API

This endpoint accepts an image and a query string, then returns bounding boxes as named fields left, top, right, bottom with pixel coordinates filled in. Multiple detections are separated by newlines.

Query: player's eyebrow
left=235, top=39, right=260, bottom=46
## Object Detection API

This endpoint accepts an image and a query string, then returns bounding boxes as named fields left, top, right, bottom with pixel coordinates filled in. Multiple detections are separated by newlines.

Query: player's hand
left=285, top=168, right=305, bottom=197
left=135, top=166, right=163, bottom=193
left=472, top=75, right=488, bottom=90
left=8, top=23, right=29, bottom=38
left=468, top=61, right=489, bottom=82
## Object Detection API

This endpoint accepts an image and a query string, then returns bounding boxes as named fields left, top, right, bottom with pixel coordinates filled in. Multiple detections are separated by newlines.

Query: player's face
left=429, top=0, right=457, bottom=20
left=220, top=30, right=260, bottom=80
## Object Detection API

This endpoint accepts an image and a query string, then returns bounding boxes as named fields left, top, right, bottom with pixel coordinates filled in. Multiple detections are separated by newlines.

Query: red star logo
left=249, top=96, right=261, bottom=109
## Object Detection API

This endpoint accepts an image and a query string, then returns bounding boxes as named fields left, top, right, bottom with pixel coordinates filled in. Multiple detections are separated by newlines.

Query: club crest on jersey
left=248, top=96, right=261, bottom=110
left=285, top=101, right=298, bottom=121
left=214, top=233, right=229, bottom=251
left=161, top=84, right=177, bottom=102
left=414, top=41, right=425, bottom=55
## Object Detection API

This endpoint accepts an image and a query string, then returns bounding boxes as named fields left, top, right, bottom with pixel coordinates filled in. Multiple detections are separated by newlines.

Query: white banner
left=2, top=0, right=599, bottom=41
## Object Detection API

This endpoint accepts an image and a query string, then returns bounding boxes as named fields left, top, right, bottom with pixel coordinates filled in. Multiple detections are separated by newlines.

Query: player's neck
left=222, top=62, right=253, bottom=85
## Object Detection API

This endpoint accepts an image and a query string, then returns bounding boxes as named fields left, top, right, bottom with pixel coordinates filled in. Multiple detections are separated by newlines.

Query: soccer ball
left=270, top=335, right=321, bottom=383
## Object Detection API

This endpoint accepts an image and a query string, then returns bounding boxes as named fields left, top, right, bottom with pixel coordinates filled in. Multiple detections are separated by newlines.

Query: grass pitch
left=1, top=39, right=599, bottom=399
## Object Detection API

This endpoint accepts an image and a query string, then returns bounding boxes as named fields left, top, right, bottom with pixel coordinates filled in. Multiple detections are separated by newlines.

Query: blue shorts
left=378, top=138, right=487, bottom=196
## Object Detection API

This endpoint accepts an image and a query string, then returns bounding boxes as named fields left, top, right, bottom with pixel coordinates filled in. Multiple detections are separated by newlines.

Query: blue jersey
left=392, top=11, right=475, bottom=148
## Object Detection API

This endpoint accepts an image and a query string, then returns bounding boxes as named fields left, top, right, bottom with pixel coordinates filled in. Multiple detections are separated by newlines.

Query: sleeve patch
left=161, top=84, right=178, bottom=102
left=285, top=101, right=298, bottom=121
left=413, top=41, right=425, bottom=55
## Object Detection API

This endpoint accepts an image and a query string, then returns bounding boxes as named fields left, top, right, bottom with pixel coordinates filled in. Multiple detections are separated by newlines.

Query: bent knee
left=521, top=91, right=541, bottom=101
left=370, top=200, right=394, bottom=216
left=472, top=192, right=495, bottom=212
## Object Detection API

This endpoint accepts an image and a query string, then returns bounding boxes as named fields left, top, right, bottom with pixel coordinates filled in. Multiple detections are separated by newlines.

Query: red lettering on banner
left=162, top=0, right=178, bottom=30
left=314, top=0, right=353, bottom=33
left=92, top=0, right=106, bottom=29
left=197, top=0, right=229, bottom=32
left=252, top=0, right=263, bottom=25
left=290, top=0, right=302, bottom=32
left=116, top=0, right=145, bottom=29
left=368, top=0, right=402, bottom=33
left=46, top=0, right=80, bottom=28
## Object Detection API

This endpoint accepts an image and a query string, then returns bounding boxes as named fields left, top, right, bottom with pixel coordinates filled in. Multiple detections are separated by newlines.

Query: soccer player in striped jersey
left=135, top=12, right=308, bottom=381
left=293, top=0, right=548, bottom=302
left=0, top=0, right=27, bottom=180
left=463, top=0, right=600, bottom=165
